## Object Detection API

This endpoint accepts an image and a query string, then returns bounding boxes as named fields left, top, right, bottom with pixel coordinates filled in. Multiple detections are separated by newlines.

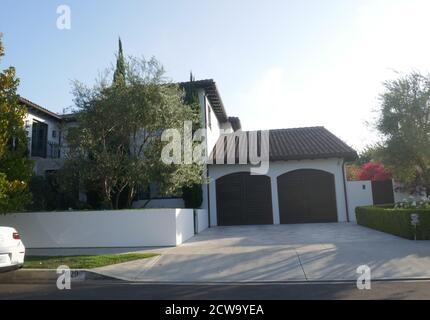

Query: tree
left=113, top=37, right=126, bottom=85
left=358, top=162, right=392, bottom=181
left=0, top=34, right=33, bottom=213
left=65, top=54, right=204, bottom=209
left=180, top=71, right=204, bottom=207
left=350, top=144, right=382, bottom=166
left=375, top=72, right=430, bottom=193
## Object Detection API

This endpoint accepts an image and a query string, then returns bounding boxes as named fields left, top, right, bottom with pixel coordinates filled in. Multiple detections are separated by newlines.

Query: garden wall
left=0, top=209, right=195, bottom=248
left=346, top=181, right=373, bottom=222
left=195, top=209, right=209, bottom=233
left=356, top=206, right=430, bottom=240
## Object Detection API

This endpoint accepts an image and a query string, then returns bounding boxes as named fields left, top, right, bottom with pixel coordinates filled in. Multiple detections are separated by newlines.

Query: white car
left=0, top=227, right=25, bottom=272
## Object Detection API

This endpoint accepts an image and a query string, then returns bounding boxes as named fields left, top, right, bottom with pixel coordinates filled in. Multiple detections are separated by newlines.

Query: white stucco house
left=20, top=78, right=361, bottom=227
left=20, top=97, right=69, bottom=175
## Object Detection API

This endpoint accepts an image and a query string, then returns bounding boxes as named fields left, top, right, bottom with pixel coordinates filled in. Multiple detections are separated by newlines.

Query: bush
left=356, top=205, right=430, bottom=240
left=395, top=196, right=430, bottom=209
left=182, top=184, right=203, bottom=208
left=27, top=174, right=82, bottom=211
left=0, top=172, right=31, bottom=214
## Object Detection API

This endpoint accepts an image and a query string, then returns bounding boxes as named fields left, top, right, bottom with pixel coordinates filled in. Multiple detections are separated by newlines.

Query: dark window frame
left=31, top=121, right=48, bottom=158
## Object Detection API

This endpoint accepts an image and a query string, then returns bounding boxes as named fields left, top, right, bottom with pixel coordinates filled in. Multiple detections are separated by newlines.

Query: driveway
left=94, top=223, right=430, bottom=282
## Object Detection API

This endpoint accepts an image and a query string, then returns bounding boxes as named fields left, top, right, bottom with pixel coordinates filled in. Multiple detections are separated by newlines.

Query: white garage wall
left=0, top=209, right=195, bottom=248
left=346, top=180, right=373, bottom=222
left=208, top=158, right=348, bottom=226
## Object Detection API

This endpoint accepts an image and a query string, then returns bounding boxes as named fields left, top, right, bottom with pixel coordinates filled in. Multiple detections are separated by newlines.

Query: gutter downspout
left=203, top=91, right=211, bottom=228
left=342, top=159, right=350, bottom=223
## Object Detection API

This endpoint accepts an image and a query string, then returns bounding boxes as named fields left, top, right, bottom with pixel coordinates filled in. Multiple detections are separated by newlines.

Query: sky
left=1, top=0, right=430, bottom=152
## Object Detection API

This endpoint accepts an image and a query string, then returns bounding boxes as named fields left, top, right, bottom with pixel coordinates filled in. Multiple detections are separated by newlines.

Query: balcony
left=31, top=141, right=61, bottom=159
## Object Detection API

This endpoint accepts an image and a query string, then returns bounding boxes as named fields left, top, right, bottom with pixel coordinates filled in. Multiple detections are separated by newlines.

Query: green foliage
left=351, top=145, right=383, bottom=166
left=179, top=72, right=204, bottom=205
left=27, top=173, right=85, bottom=211
left=375, top=72, right=430, bottom=191
left=113, top=37, right=126, bottom=85
left=356, top=205, right=430, bottom=240
left=0, top=33, right=33, bottom=213
left=27, top=175, right=55, bottom=211
left=0, top=172, right=31, bottom=213
left=65, top=54, right=204, bottom=209
left=24, top=253, right=159, bottom=269
left=182, top=184, right=203, bottom=208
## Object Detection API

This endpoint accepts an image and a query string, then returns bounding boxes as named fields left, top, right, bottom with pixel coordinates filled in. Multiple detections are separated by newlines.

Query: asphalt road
left=1, top=280, right=430, bottom=300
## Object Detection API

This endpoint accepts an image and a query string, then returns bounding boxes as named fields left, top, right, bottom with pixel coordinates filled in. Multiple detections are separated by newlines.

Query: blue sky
left=1, top=0, right=430, bottom=151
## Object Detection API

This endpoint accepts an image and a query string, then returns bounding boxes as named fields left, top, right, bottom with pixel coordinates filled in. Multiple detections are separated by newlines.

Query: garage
left=216, top=172, right=273, bottom=226
left=209, top=127, right=358, bottom=226
left=277, top=169, right=338, bottom=224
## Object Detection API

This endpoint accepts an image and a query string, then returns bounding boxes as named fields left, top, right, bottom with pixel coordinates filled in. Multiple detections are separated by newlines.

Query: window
left=52, top=130, right=57, bottom=138
left=31, top=121, right=48, bottom=157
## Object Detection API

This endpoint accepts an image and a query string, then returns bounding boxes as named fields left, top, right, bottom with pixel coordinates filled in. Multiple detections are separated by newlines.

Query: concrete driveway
left=95, top=223, right=430, bottom=282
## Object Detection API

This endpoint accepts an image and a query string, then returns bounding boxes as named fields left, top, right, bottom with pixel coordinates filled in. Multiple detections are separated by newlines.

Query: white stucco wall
left=208, top=158, right=348, bottom=226
left=175, top=209, right=195, bottom=244
left=346, top=180, right=373, bottom=222
left=25, top=111, right=61, bottom=154
left=195, top=209, right=209, bottom=233
left=0, top=209, right=195, bottom=248
left=198, top=89, right=233, bottom=213
left=200, top=92, right=220, bottom=157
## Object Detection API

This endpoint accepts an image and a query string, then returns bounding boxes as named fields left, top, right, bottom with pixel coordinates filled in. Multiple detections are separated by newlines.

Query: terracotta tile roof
left=210, top=126, right=358, bottom=163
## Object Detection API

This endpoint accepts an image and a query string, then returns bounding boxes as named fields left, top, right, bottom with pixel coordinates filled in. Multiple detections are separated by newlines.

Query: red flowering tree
left=358, top=162, right=392, bottom=181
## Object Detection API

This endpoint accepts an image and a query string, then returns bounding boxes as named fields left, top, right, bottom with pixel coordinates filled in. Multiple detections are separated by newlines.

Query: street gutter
left=0, top=269, right=122, bottom=284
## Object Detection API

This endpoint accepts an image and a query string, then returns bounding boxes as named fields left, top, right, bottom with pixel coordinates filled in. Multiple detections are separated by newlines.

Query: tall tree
left=181, top=71, right=204, bottom=208
left=0, top=34, right=33, bottom=213
left=113, top=37, right=126, bottom=85
left=375, top=72, right=430, bottom=193
left=65, top=55, right=203, bottom=209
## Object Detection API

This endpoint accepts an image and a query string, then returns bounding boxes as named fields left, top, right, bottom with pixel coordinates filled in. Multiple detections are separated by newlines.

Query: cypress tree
left=113, top=37, right=126, bottom=85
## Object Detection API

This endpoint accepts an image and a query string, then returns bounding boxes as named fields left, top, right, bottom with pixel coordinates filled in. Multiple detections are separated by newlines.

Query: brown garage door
left=277, top=169, right=337, bottom=224
left=216, top=172, right=273, bottom=226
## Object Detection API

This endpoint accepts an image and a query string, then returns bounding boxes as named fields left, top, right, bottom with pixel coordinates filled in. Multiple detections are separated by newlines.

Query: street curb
left=0, top=269, right=122, bottom=284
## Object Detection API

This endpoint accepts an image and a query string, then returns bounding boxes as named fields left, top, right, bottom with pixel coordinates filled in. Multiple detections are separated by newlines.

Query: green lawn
left=24, top=253, right=159, bottom=269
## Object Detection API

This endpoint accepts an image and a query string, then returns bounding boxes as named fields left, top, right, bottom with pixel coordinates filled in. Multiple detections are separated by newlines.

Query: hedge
left=355, top=205, right=430, bottom=240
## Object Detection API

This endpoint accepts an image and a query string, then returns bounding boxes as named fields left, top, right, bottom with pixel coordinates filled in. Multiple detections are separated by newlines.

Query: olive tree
left=375, top=72, right=430, bottom=193
left=64, top=56, right=203, bottom=209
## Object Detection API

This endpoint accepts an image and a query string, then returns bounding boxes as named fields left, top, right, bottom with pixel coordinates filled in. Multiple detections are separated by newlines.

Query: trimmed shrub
left=356, top=205, right=430, bottom=240
left=27, top=173, right=83, bottom=211
left=182, top=184, right=203, bottom=209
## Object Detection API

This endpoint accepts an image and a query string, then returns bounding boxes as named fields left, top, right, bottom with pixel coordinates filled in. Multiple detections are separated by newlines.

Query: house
left=208, top=127, right=357, bottom=226
left=19, top=97, right=73, bottom=176
left=19, top=78, right=358, bottom=226
left=132, top=79, right=242, bottom=209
